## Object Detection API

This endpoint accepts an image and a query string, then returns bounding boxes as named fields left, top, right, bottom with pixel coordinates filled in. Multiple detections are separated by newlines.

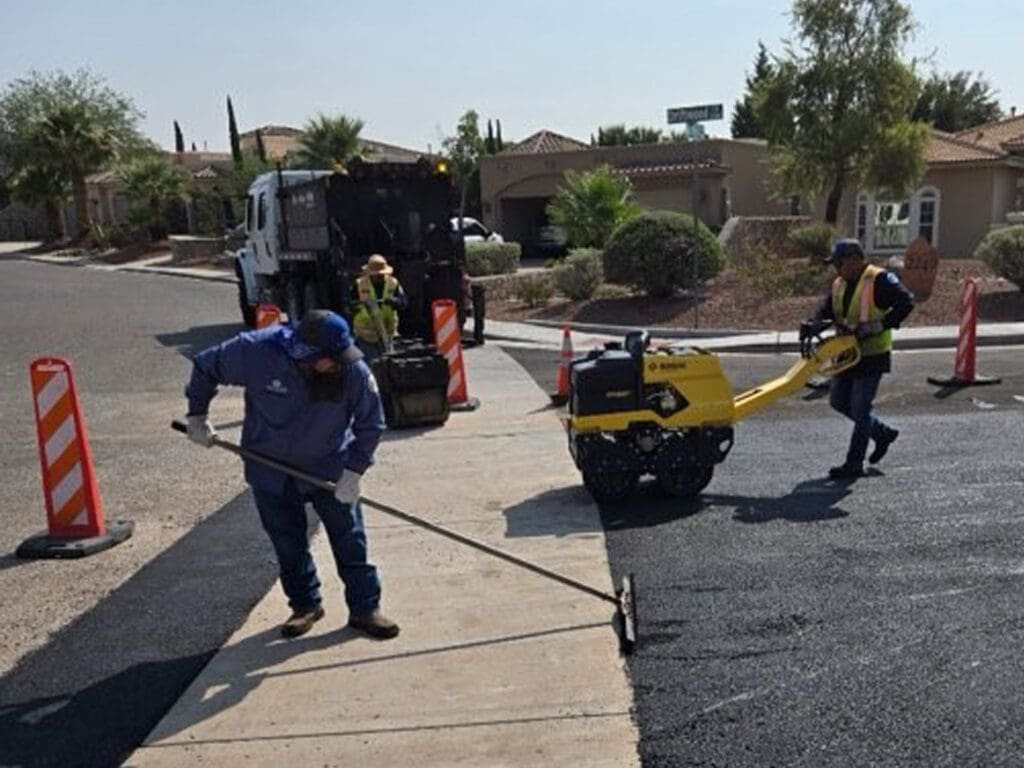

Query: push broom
left=171, top=421, right=638, bottom=654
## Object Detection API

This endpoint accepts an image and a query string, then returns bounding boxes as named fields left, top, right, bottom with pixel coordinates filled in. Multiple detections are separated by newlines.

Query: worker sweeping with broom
left=182, top=310, right=400, bottom=640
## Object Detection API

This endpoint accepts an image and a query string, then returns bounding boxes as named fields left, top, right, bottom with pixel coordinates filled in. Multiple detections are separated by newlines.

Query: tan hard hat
left=363, top=254, right=394, bottom=275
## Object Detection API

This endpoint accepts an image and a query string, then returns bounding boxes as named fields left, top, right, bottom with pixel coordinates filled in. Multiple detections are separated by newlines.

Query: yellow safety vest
left=832, top=264, right=892, bottom=357
left=354, top=275, right=399, bottom=343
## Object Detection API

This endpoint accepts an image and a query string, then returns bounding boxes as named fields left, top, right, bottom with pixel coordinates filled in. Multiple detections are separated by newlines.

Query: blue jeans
left=829, top=372, right=891, bottom=466
left=252, top=478, right=381, bottom=615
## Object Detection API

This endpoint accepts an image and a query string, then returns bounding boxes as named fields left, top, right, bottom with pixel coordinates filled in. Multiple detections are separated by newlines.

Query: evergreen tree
left=912, top=71, right=1003, bottom=132
left=173, top=120, right=185, bottom=152
left=255, top=129, right=267, bottom=162
left=191, top=141, right=197, bottom=152
left=485, top=119, right=495, bottom=154
left=495, top=119, right=503, bottom=151
left=731, top=42, right=772, bottom=138
left=227, top=96, right=242, bottom=166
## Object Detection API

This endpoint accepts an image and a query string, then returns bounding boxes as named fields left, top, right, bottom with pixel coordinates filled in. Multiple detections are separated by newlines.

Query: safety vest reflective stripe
left=354, top=276, right=398, bottom=342
left=832, top=265, right=892, bottom=357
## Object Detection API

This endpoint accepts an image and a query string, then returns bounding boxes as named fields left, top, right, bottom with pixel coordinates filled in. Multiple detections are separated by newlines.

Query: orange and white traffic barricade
left=927, top=278, right=1001, bottom=389
left=255, top=303, right=283, bottom=329
left=431, top=299, right=479, bottom=411
left=550, top=324, right=574, bottom=406
left=18, top=358, right=133, bottom=559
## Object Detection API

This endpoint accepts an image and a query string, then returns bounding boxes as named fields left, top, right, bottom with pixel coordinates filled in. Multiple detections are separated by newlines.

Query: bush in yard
left=602, top=211, right=725, bottom=298
left=974, top=225, right=1024, bottom=290
left=465, top=241, right=521, bottom=276
left=737, top=242, right=832, bottom=300
left=786, top=222, right=837, bottom=262
left=515, top=274, right=555, bottom=307
left=552, top=248, right=603, bottom=300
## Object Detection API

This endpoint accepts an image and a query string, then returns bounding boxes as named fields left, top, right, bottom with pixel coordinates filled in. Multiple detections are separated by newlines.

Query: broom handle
left=171, top=421, right=617, bottom=604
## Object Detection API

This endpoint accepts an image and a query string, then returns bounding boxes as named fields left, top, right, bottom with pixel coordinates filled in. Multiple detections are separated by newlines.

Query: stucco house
left=479, top=130, right=790, bottom=253
left=853, top=112, right=1024, bottom=259
left=481, top=115, right=1024, bottom=259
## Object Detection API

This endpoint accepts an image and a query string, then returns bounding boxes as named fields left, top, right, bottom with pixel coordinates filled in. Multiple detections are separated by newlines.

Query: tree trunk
left=43, top=199, right=65, bottom=240
left=70, top=163, right=91, bottom=239
left=824, top=175, right=845, bottom=226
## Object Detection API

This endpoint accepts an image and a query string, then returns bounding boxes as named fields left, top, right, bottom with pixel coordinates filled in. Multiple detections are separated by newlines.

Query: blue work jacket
left=185, top=326, right=385, bottom=495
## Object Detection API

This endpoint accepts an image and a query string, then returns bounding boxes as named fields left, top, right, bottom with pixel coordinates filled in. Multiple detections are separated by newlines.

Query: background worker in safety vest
left=809, top=238, right=914, bottom=480
left=183, top=310, right=399, bottom=640
left=352, top=254, right=408, bottom=361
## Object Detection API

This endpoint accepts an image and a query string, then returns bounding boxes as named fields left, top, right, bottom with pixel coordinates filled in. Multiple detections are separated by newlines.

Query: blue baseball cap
left=288, top=310, right=360, bottom=362
left=827, top=238, right=865, bottom=264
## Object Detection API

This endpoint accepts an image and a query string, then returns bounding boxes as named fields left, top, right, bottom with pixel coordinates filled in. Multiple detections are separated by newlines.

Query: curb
left=17, top=251, right=1024, bottom=353
left=22, top=254, right=237, bottom=284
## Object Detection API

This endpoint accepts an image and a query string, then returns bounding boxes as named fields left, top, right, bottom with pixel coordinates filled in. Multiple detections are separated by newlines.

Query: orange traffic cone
left=551, top=325, right=574, bottom=406
left=255, top=303, right=283, bottom=329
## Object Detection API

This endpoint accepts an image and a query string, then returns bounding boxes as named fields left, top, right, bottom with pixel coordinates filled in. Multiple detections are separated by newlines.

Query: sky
left=1, top=0, right=1021, bottom=153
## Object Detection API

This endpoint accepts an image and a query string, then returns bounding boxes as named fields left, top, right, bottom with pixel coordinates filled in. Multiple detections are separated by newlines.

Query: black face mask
left=299, top=364, right=346, bottom=402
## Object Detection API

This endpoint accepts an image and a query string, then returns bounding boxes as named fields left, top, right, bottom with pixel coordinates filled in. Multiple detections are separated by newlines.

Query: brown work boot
left=281, top=605, right=325, bottom=638
left=348, top=609, right=400, bottom=639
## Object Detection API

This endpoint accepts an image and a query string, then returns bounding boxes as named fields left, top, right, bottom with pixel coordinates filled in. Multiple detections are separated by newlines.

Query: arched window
left=914, top=186, right=940, bottom=247
left=854, top=186, right=941, bottom=253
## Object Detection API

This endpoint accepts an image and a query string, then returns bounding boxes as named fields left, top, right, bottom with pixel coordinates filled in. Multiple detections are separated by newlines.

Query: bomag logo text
left=653, top=361, right=688, bottom=370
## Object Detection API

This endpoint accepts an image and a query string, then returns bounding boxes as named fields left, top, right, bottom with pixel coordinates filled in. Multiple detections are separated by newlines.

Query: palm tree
left=119, top=154, right=187, bottom=241
left=295, top=114, right=365, bottom=169
left=10, top=163, right=69, bottom=239
left=546, top=167, right=642, bottom=249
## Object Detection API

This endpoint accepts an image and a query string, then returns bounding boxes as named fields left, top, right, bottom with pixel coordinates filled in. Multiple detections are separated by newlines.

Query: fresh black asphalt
left=504, top=342, right=1024, bottom=767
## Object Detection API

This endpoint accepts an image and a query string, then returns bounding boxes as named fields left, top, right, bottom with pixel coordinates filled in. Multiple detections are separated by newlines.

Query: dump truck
left=233, top=157, right=474, bottom=428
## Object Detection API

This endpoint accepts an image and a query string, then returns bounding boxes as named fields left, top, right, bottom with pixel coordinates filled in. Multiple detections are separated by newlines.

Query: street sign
left=666, top=103, right=723, bottom=124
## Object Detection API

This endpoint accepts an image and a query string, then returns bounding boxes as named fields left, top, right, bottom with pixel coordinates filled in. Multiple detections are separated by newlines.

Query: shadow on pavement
left=155, top=323, right=244, bottom=359
left=0, top=490, right=276, bottom=768
left=502, top=485, right=602, bottom=538
left=595, top=477, right=858, bottom=530
left=715, top=477, right=854, bottom=524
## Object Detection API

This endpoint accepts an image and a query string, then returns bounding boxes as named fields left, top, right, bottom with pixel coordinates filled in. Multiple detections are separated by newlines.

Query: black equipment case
left=371, top=339, right=450, bottom=429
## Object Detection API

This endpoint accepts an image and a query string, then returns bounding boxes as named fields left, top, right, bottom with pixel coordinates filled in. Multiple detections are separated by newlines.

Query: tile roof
left=610, top=159, right=727, bottom=177
left=502, top=130, right=589, bottom=155
left=926, top=130, right=1006, bottom=165
left=240, top=124, right=303, bottom=138
left=954, top=114, right=1024, bottom=153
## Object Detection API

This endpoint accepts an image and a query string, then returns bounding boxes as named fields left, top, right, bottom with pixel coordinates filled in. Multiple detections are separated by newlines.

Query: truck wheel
left=284, top=279, right=304, bottom=324
left=234, top=260, right=256, bottom=328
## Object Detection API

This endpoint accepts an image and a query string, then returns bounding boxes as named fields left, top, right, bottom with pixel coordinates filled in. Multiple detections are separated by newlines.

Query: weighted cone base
left=450, top=397, right=481, bottom=412
left=550, top=393, right=569, bottom=407
left=16, top=520, right=134, bottom=559
left=927, top=375, right=1002, bottom=387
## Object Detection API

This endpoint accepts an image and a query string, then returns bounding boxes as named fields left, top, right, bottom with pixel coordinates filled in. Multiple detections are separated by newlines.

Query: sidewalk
left=128, top=344, right=639, bottom=768
left=16, top=247, right=1024, bottom=351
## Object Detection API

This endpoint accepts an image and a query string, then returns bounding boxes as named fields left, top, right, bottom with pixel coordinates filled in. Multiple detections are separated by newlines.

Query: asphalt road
left=3, top=252, right=1023, bottom=767
left=503, top=343, right=1024, bottom=767
left=0, top=257, right=275, bottom=767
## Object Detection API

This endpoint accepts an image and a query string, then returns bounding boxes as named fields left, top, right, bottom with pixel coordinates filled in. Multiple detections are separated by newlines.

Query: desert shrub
left=603, top=211, right=725, bottom=298
left=593, top=282, right=633, bottom=299
left=786, top=222, right=837, bottom=262
left=552, top=248, right=603, bottom=300
left=974, top=224, right=1024, bottom=289
left=515, top=274, right=555, bottom=307
left=465, top=241, right=521, bottom=276
left=737, top=242, right=832, bottom=300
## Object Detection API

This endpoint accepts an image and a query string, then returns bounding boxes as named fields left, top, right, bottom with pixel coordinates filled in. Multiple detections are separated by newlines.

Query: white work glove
left=186, top=414, right=217, bottom=448
left=854, top=320, right=885, bottom=340
left=334, top=469, right=362, bottom=505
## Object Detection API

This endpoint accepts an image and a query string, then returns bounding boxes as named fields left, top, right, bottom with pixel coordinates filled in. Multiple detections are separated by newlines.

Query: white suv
left=451, top=216, right=504, bottom=243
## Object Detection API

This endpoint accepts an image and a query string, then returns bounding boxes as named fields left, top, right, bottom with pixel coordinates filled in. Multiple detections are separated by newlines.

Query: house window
left=257, top=193, right=266, bottom=230
left=855, top=186, right=940, bottom=252
left=917, top=189, right=938, bottom=244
